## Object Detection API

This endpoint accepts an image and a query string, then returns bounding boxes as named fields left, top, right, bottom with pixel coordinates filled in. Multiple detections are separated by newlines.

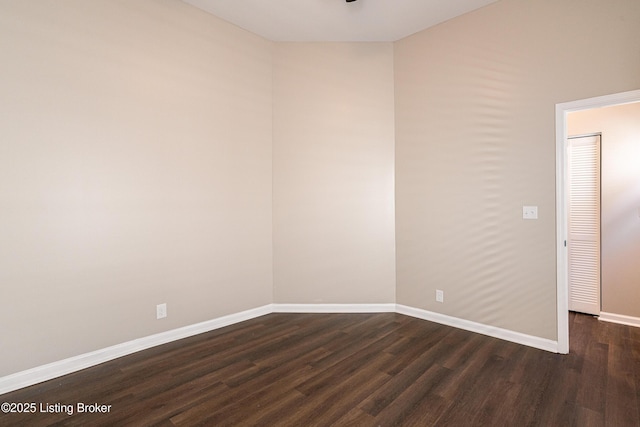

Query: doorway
left=555, top=88, right=640, bottom=354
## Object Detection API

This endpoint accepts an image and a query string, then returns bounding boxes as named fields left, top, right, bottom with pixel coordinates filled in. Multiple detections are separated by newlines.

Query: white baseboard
left=599, top=311, right=640, bottom=328
left=1, top=302, right=560, bottom=396
left=0, top=305, right=272, bottom=396
left=396, top=304, right=559, bottom=353
left=272, top=303, right=396, bottom=313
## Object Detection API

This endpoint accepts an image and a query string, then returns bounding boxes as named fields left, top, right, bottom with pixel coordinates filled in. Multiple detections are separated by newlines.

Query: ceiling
left=181, top=0, right=498, bottom=42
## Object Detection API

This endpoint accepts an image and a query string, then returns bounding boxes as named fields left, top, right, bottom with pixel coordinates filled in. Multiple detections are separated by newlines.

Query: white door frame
left=555, top=88, right=640, bottom=354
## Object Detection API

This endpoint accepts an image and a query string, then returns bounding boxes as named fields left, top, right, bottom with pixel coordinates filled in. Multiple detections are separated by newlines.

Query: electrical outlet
left=522, top=205, right=538, bottom=220
left=156, top=303, right=167, bottom=319
left=436, top=290, right=444, bottom=303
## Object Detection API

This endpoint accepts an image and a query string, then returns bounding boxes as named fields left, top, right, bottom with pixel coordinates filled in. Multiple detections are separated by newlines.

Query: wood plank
left=1, top=312, right=639, bottom=426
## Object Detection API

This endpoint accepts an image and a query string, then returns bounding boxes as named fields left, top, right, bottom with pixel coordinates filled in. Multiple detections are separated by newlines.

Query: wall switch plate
left=156, top=303, right=167, bottom=319
left=523, top=206, right=538, bottom=220
left=436, top=290, right=444, bottom=303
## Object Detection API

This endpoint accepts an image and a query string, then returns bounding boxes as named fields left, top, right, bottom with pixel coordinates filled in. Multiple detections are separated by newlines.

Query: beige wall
left=272, top=43, right=396, bottom=304
left=0, top=0, right=273, bottom=376
left=395, top=0, right=640, bottom=339
left=568, top=102, right=640, bottom=318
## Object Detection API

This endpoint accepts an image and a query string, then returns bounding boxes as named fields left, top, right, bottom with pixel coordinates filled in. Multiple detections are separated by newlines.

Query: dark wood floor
left=1, top=311, right=639, bottom=426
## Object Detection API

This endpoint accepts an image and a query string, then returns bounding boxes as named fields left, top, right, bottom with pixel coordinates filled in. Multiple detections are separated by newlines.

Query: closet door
left=567, top=134, right=601, bottom=315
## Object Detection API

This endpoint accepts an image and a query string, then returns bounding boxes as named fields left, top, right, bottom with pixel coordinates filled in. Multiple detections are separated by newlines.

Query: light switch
left=523, top=206, right=538, bottom=220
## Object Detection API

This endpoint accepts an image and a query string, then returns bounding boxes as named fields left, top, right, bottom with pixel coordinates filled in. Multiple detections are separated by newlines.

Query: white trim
left=0, top=302, right=564, bottom=396
left=599, top=312, right=640, bottom=328
left=272, top=303, right=396, bottom=313
left=0, top=305, right=272, bottom=396
left=555, top=88, right=640, bottom=355
left=555, top=101, right=570, bottom=354
left=396, top=304, right=559, bottom=353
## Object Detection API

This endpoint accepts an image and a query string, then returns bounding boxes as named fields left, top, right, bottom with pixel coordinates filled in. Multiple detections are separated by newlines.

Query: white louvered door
left=567, top=134, right=601, bottom=315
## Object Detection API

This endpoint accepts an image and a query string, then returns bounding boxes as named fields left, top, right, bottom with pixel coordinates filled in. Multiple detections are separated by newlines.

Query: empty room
left=1, top=0, right=639, bottom=425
